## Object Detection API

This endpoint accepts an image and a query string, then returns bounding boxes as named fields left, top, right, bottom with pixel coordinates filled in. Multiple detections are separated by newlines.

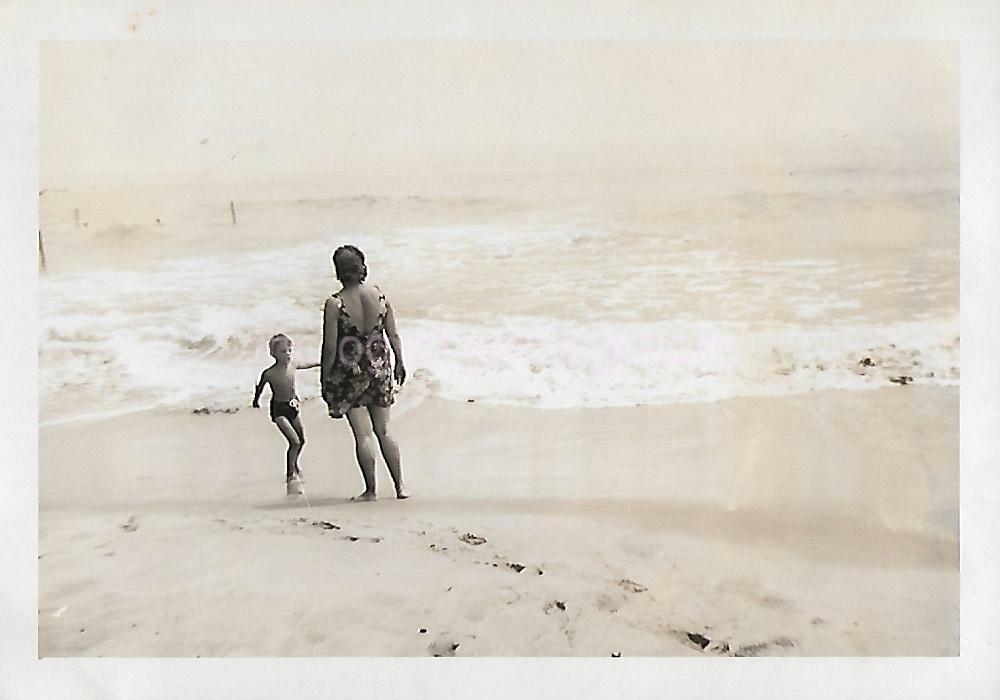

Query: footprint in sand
left=618, top=579, right=647, bottom=594
left=677, top=632, right=794, bottom=657
left=543, top=600, right=567, bottom=615
left=312, top=520, right=340, bottom=530
left=428, top=638, right=461, bottom=657
left=481, top=553, right=532, bottom=574
left=685, top=632, right=711, bottom=650
left=539, top=602, right=576, bottom=645
left=666, top=628, right=723, bottom=654
left=734, top=637, right=796, bottom=657
left=121, top=516, right=139, bottom=532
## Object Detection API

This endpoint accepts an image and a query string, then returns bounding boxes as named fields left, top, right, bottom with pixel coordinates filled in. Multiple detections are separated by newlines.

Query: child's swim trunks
left=269, top=397, right=300, bottom=422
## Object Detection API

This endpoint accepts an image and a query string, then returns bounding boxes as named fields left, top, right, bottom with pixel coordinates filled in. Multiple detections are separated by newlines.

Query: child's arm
left=252, top=372, right=268, bottom=408
left=296, top=361, right=320, bottom=370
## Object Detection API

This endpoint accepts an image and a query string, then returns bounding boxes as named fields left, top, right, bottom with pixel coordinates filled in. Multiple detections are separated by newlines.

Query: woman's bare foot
left=395, top=487, right=411, bottom=499
left=351, top=491, right=377, bottom=502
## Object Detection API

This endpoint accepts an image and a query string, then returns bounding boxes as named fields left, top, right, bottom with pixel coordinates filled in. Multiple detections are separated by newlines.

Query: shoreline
left=39, top=368, right=961, bottom=430
left=39, top=386, right=958, bottom=656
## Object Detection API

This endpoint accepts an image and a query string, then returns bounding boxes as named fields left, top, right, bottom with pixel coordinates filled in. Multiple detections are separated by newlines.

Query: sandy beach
left=38, top=385, right=957, bottom=657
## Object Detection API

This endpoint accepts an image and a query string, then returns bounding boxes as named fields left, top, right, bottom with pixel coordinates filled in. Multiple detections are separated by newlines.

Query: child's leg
left=273, top=416, right=302, bottom=480
left=289, top=416, right=306, bottom=477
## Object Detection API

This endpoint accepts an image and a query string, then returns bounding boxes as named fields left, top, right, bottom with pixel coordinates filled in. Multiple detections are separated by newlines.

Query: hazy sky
left=40, top=41, right=957, bottom=186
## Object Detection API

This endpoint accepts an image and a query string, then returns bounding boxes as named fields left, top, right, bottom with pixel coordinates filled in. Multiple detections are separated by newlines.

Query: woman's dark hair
left=332, top=244, right=367, bottom=283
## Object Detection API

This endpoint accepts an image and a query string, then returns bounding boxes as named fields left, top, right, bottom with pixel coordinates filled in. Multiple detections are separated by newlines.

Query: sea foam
left=39, top=193, right=958, bottom=424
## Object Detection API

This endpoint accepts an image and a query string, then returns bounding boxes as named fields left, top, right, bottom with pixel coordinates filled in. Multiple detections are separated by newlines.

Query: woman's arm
left=320, top=297, right=339, bottom=386
left=383, top=299, right=406, bottom=386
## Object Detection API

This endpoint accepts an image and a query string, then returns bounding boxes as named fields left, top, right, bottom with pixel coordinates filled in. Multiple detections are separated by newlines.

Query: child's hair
left=333, top=245, right=367, bottom=283
left=268, top=333, right=292, bottom=354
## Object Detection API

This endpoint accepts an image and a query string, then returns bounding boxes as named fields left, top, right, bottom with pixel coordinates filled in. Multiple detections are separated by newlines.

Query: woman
left=321, top=244, right=409, bottom=501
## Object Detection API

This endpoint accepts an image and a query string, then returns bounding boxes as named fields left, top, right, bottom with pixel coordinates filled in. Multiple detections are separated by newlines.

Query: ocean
left=38, top=168, right=959, bottom=426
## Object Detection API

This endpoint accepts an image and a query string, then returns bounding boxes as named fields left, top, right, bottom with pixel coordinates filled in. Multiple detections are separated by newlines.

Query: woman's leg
left=368, top=405, right=408, bottom=498
left=273, top=417, right=302, bottom=481
left=345, top=407, right=377, bottom=500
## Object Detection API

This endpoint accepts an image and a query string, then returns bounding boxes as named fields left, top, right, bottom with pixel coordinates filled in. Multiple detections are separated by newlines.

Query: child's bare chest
left=267, top=367, right=298, bottom=400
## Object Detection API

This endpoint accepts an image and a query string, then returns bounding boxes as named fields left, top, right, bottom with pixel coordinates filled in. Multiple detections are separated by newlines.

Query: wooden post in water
left=230, top=200, right=237, bottom=224
left=38, top=230, right=47, bottom=272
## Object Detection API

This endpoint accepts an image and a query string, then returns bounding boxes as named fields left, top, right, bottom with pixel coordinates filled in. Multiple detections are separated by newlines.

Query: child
left=253, top=334, right=319, bottom=495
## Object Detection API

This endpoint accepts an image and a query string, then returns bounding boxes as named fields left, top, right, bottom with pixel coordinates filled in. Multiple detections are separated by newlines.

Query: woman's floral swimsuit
left=322, top=285, right=396, bottom=419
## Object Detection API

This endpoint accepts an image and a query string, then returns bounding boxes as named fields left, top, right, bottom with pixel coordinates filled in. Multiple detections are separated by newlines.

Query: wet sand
left=38, top=387, right=958, bottom=656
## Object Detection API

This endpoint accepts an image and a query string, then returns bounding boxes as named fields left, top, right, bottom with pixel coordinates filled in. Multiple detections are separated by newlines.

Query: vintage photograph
left=37, top=40, right=958, bottom=657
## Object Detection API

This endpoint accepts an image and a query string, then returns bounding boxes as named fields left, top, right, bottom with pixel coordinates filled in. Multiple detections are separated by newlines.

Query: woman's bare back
left=337, top=284, right=383, bottom=335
